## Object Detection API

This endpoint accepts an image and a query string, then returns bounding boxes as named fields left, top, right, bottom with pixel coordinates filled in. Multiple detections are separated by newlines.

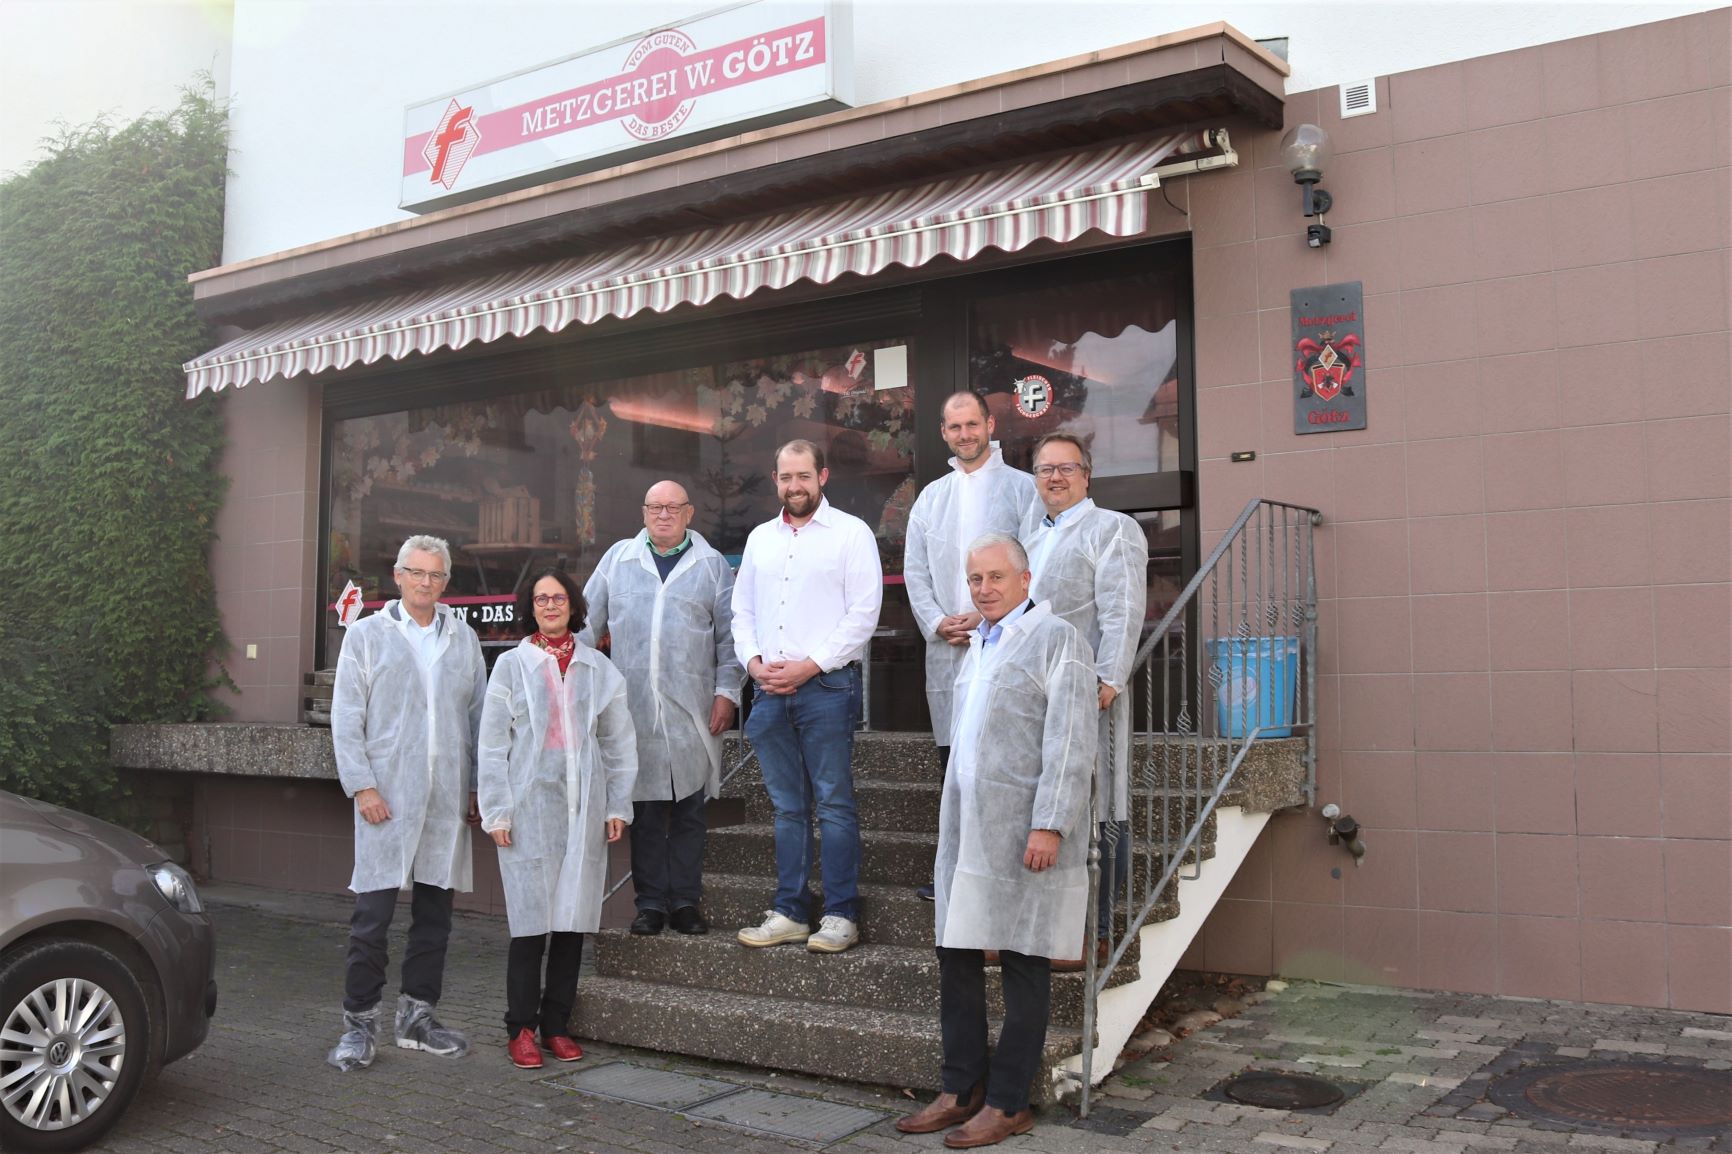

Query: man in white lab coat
left=1021, top=433, right=1148, bottom=953
left=327, top=534, right=487, bottom=1071
left=896, top=532, right=1096, bottom=1148
left=581, top=480, right=742, bottom=936
left=903, top=391, right=1036, bottom=900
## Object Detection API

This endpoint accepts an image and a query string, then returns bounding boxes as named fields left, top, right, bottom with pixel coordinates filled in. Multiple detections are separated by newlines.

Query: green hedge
left=0, top=82, right=231, bottom=812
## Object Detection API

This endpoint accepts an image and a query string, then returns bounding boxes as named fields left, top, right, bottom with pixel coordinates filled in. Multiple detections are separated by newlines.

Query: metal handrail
left=1078, top=498, right=1321, bottom=1116
left=602, top=747, right=759, bottom=902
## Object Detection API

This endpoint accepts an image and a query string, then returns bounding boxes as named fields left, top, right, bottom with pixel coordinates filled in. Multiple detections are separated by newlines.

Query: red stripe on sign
left=403, top=17, right=826, bottom=176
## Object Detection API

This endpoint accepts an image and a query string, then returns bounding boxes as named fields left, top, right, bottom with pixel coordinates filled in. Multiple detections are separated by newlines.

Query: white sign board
left=401, top=0, right=852, bottom=212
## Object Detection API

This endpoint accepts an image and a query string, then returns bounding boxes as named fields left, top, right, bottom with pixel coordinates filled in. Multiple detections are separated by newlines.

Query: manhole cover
left=1222, top=1071, right=1346, bottom=1110
left=1488, top=1061, right=1732, bottom=1137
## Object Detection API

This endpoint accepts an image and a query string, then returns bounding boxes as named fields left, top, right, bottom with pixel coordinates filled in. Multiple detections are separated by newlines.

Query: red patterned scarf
left=531, top=631, right=575, bottom=675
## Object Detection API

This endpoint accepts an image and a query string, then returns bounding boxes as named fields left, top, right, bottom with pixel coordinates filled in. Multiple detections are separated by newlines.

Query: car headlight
left=148, top=861, right=205, bottom=914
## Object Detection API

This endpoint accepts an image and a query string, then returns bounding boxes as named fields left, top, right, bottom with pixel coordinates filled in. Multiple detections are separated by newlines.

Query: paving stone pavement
left=90, top=884, right=1731, bottom=1153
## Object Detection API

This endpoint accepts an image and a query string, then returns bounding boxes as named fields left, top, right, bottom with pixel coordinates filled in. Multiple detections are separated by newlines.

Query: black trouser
left=505, top=932, right=584, bottom=1037
left=937, top=946, right=1051, bottom=1115
left=343, top=883, right=454, bottom=1013
left=630, top=788, right=708, bottom=912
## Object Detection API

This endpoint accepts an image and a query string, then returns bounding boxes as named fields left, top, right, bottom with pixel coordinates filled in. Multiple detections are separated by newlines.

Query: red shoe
left=508, top=1028, right=542, bottom=1069
left=542, top=1034, right=583, bottom=1062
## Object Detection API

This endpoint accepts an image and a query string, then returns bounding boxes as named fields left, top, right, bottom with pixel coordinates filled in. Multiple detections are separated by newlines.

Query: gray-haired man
left=327, top=534, right=487, bottom=1070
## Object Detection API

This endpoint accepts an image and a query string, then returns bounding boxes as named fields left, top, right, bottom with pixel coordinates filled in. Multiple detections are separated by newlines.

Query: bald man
left=580, top=481, right=742, bottom=935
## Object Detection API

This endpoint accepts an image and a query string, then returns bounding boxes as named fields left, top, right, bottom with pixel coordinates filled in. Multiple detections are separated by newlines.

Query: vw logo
left=47, top=1039, right=70, bottom=1066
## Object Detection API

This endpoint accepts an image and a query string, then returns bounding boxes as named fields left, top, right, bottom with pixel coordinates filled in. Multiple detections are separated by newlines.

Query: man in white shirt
left=904, top=391, right=1036, bottom=900
left=732, top=439, right=883, bottom=954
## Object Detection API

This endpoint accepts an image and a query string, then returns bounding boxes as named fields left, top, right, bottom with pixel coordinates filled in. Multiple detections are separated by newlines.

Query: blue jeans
left=745, top=665, right=861, bottom=922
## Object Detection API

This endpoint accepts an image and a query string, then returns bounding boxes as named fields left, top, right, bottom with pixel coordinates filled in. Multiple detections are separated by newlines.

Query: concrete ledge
left=110, top=723, right=340, bottom=779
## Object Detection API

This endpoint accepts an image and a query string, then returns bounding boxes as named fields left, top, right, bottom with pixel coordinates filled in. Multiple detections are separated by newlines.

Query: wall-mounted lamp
left=1320, top=803, right=1366, bottom=865
left=1279, top=123, right=1334, bottom=248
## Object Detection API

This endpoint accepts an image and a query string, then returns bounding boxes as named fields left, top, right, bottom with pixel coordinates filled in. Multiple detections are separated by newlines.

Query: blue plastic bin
left=1205, top=635, right=1300, bottom=739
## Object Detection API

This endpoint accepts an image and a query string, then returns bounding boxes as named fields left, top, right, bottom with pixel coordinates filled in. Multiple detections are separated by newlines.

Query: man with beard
left=732, top=439, right=883, bottom=954
left=903, top=391, right=1036, bottom=900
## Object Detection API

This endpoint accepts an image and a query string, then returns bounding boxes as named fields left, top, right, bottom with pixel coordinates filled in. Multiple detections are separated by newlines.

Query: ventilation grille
left=1340, top=80, right=1377, bottom=118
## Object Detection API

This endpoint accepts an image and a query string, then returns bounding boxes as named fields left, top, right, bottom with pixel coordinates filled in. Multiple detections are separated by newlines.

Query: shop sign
left=1291, top=282, right=1368, bottom=434
left=401, top=0, right=852, bottom=212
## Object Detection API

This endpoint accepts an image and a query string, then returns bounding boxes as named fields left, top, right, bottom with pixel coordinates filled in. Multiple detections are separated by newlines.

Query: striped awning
left=184, top=130, right=1216, bottom=397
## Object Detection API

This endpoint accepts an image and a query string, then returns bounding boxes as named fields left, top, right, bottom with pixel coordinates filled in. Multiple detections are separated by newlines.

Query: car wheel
left=0, top=940, right=152, bottom=1154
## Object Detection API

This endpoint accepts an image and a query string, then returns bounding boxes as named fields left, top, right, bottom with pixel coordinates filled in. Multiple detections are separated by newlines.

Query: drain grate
left=684, top=1088, right=888, bottom=1143
left=1487, top=1060, right=1732, bottom=1138
left=546, top=1062, right=736, bottom=1109
left=548, top=1061, right=891, bottom=1145
left=1223, top=1071, right=1346, bottom=1110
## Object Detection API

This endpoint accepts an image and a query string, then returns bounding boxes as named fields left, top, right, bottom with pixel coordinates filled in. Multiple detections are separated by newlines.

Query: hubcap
left=0, top=977, right=127, bottom=1131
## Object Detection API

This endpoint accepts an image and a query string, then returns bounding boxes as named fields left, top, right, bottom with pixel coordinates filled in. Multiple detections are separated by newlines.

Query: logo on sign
left=424, top=99, right=482, bottom=189
left=619, top=30, right=700, bottom=142
left=1295, top=331, right=1360, bottom=402
left=1012, top=375, right=1052, bottom=419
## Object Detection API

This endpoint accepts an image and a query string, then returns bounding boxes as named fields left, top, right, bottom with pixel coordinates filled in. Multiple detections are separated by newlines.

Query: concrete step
left=738, top=778, right=940, bottom=831
left=589, top=930, right=1132, bottom=1027
left=570, top=976, right=1081, bottom=1100
left=705, top=822, right=1216, bottom=889
left=723, top=732, right=942, bottom=784
left=699, top=871, right=1181, bottom=949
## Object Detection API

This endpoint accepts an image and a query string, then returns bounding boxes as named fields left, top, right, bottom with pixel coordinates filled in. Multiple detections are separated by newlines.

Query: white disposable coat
left=903, top=448, right=1036, bottom=743
left=580, top=530, right=743, bottom=803
left=477, top=640, right=638, bottom=937
left=331, top=601, right=487, bottom=895
left=934, top=602, right=1098, bottom=958
left=1022, top=499, right=1149, bottom=821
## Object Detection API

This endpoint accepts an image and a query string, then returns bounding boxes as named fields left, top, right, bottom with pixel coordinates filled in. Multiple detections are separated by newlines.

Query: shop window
left=970, top=269, right=1192, bottom=730
left=324, top=336, right=923, bottom=728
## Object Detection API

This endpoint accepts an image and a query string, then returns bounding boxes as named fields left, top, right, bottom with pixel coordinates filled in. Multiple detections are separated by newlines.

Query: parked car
left=0, top=790, right=217, bottom=1152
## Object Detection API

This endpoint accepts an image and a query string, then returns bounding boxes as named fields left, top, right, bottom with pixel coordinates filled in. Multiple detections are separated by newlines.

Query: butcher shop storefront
left=181, top=5, right=1283, bottom=730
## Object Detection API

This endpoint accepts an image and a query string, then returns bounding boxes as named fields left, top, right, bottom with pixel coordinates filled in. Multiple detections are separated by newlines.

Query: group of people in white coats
left=322, top=398, right=1147, bottom=1150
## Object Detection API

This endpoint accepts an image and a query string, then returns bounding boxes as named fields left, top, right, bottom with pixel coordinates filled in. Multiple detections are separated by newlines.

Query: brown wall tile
left=1579, top=836, right=1666, bottom=922
left=1407, top=437, right=1485, bottom=517
left=1490, top=671, right=1575, bottom=751
left=1417, top=910, right=1500, bottom=992
left=1659, top=754, right=1732, bottom=840
left=1663, top=838, right=1732, bottom=924
left=1411, top=594, right=1490, bottom=673
left=1666, top=924, right=1732, bottom=1013
left=1342, top=905, right=1420, bottom=987
left=1416, top=752, right=1495, bottom=832
left=1497, top=832, right=1580, bottom=916
left=1658, top=668, right=1732, bottom=754
left=1464, top=46, right=1546, bottom=130
left=1409, top=515, right=1487, bottom=595
left=1576, top=754, right=1663, bottom=837
left=1581, top=919, right=1670, bottom=1006
left=1573, top=670, right=1661, bottom=752
left=1418, top=831, right=1498, bottom=912
left=1568, top=586, right=1655, bottom=670
left=1499, top=914, right=1582, bottom=999
left=1485, top=510, right=1568, bottom=591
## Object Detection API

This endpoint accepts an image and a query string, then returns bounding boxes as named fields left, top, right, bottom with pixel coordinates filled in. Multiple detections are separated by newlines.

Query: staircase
left=573, top=497, right=1321, bottom=1108
left=571, top=733, right=1306, bottom=1098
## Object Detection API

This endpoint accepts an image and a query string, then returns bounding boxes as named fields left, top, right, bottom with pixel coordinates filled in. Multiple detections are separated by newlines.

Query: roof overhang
left=192, top=22, right=1286, bottom=327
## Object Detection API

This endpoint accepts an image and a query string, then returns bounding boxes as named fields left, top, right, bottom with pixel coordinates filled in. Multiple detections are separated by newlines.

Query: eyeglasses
left=643, top=503, right=691, bottom=516
left=533, top=594, right=570, bottom=607
left=1033, top=463, right=1086, bottom=478
left=397, top=567, right=449, bottom=584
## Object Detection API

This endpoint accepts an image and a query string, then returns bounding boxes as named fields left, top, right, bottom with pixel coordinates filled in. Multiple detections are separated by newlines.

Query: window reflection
left=325, top=336, right=919, bottom=729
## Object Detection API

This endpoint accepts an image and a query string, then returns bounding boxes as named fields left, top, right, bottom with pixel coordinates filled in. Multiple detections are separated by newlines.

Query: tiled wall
left=1180, top=10, right=1731, bottom=1013
left=210, top=378, right=323, bottom=721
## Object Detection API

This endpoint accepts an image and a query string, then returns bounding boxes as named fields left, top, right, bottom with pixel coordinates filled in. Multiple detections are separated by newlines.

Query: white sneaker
left=806, top=915, right=859, bottom=953
left=737, top=910, right=810, bottom=948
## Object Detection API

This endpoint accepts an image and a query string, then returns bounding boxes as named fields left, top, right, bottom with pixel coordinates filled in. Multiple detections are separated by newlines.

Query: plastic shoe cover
left=394, top=994, right=470, bottom=1057
left=326, top=1007, right=379, bottom=1071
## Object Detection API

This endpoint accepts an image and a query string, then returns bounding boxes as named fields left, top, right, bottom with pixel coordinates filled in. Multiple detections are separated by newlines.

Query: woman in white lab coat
left=477, top=569, right=637, bottom=1069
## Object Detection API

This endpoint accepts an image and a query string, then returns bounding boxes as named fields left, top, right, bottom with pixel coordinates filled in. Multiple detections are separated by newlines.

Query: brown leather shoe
left=943, top=1106, right=1035, bottom=1148
left=894, top=1084, right=984, bottom=1134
